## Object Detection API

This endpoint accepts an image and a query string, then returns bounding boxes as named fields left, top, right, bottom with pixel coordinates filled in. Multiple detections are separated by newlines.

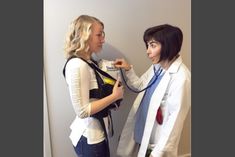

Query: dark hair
left=143, top=24, right=183, bottom=62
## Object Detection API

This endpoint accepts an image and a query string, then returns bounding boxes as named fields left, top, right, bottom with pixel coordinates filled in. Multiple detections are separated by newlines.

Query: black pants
left=74, top=136, right=109, bottom=157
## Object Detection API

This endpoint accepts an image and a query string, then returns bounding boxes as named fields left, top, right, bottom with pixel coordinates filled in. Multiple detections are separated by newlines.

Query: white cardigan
left=117, top=56, right=191, bottom=157
left=65, top=58, right=105, bottom=146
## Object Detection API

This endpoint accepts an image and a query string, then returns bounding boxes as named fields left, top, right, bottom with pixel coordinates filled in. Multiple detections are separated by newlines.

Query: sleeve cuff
left=87, top=102, right=91, bottom=117
left=125, top=65, right=133, bottom=71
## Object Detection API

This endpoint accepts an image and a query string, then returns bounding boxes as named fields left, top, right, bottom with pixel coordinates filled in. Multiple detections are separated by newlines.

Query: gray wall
left=44, top=0, right=191, bottom=157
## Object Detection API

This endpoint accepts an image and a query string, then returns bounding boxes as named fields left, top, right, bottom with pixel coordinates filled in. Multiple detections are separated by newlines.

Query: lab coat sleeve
left=151, top=76, right=191, bottom=157
left=125, top=66, right=153, bottom=90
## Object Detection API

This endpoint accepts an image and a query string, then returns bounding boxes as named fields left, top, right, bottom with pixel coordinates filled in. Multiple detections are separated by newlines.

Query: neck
left=159, top=55, right=179, bottom=70
left=79, top=52, right=92, bottom=60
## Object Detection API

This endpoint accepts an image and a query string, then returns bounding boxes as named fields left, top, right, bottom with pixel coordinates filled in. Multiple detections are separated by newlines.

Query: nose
left=101, top=37, right=105, bottom=43
left=146, top=47, right=151, bottom=54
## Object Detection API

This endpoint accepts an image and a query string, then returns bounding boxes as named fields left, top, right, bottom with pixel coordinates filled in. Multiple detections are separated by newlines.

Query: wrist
left=125, top=65, right=132, bottom=71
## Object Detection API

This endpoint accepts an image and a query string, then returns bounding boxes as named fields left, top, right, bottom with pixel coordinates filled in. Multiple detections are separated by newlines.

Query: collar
left=167, top=55, right=183, bottom=74
left=153, top=63, right=161, bottom=71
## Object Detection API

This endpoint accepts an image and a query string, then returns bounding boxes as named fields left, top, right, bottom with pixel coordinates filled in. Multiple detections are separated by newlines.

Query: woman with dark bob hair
left=115, top=24, right=191, bottom=157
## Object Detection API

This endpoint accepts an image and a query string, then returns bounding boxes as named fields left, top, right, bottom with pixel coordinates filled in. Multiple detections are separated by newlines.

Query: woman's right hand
left=113, top=58, right=131, bottom=71
left=112, top=77, right=124, bottom=100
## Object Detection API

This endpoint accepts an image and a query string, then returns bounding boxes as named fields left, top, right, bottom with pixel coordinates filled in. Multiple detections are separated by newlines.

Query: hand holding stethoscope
left=113, top=58, right=163, bottom=93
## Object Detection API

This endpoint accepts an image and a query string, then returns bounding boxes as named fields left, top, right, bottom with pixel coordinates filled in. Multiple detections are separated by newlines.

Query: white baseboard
left=179, top=153, right=191, bottom=157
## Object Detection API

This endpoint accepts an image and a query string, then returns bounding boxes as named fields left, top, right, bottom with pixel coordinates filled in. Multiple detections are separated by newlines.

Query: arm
left=90, top=77, right=123, bottom=115
left=114, top=58, right=152, bottom=90
left=66, top=59, right=123, bottom=118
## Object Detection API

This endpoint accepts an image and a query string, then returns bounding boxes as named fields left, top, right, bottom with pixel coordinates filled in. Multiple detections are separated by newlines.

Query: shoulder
left=178, top=63, right=191, bottom=81
left=169, top=56, right=191, bottom=81
left=169, top=64, right=190, bottom=88
left=167, top=62, right=190, bottom=91
left=66, top=58, right=90, bottom=70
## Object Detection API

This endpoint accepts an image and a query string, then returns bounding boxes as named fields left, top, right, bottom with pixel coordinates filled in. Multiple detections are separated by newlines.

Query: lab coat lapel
left=117, top=68, right=155, bottom=157
left=116, top=91, right=144, bottom=156
left=138, top=71, right=171, bottom=157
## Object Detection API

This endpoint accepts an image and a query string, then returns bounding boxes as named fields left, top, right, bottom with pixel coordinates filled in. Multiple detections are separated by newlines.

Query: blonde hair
left=64, top=15, right=104, bottom=59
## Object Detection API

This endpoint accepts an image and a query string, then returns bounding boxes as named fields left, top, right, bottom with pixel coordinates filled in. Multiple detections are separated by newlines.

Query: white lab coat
left=117, top=56, right=191, bottom=157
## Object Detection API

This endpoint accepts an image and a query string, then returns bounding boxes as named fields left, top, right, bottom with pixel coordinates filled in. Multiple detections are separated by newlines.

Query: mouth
left=147, top=55, right=155, bottom=61
left=98, top=44, right=103, bottom=47
left=147, top=53, right=152, bottom=58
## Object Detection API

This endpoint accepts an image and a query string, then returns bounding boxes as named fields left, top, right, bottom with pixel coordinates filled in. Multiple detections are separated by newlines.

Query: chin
left=97, top=46, right=103, bottom=51
left=93, top=51, right=100, bottom=54
left=94, top=49, right=102, bottom=53
left=148, top=57, right=154, bottom=61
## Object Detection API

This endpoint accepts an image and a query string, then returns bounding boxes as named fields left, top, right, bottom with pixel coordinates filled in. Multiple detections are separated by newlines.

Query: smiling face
left=88, top=22, right=105, bottom=54
left=146, top=39, right=162, bottom=64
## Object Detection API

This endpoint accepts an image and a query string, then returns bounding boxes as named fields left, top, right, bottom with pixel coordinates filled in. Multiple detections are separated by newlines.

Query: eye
left=147, top=43, right=157, bottom=49
left=150, top=43, right=157, bottom=48
left=96, top=31, right=105, bottom=38
left=147, top=41, right=160, bottom=49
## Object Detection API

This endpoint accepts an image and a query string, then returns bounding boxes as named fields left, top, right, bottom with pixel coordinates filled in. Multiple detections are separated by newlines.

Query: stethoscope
left=119, top=66, right=163, bottom=93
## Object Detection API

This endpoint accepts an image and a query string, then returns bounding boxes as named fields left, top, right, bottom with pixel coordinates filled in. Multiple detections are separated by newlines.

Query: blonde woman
left=63, top=15, right=124, bottom=157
